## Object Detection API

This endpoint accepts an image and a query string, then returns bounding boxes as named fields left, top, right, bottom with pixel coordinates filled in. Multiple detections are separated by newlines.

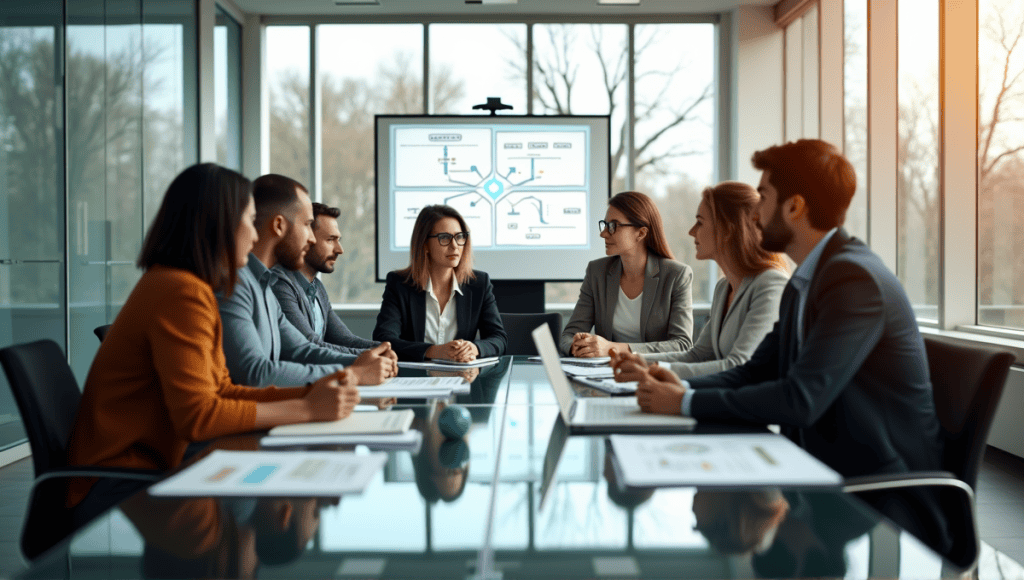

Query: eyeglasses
left=598, top=220, right=642, bottom=235
left=428, top=232, right=470, bottom=246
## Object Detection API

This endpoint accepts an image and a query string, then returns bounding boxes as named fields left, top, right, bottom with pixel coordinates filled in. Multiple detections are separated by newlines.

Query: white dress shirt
left=424, top=276, right=462, bottom=346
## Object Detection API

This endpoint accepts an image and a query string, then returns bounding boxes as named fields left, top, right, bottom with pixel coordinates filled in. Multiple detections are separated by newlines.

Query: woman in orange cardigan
left=67, top=164, right=359, bottom=508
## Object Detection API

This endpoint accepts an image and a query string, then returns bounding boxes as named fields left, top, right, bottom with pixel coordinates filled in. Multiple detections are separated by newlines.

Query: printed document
left=609, top=434, right=842, bottom=488
left=149, top=450, right=386, bottom=497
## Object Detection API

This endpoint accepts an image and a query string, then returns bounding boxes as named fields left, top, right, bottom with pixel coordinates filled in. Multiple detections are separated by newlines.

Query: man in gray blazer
left=219, top=174, right=396, bottom=388
left=271, top=202, right=380, bottom=355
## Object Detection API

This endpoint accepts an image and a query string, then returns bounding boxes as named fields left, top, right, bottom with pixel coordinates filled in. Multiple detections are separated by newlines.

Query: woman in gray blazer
left=561, top=191, right=694, bottom=356
left=616, top=181, right=789, bottom=378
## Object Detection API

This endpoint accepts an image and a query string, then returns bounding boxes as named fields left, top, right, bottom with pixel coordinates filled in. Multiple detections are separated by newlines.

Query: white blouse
left=424, top=276, right=462, bottom=346
left=611, top=287, right=643, bottom=343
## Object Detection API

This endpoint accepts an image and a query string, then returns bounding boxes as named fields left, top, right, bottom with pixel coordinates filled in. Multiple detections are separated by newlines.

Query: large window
left=634, top=23, right=716, bottom=305
left=429, top=24, right=525, bottom=115
left=266, top=21, right=719, bottom=307
left=896, top=0, right=940, bottom=320
left=267, top=26, right=311, bottom=186
left=843, top=0, right=868, bottom=242
left=978, top=0, right=1024, bottom=331
left=214, top=7, right=242, bottom=170
left=318, top=24, right=423, bottom=304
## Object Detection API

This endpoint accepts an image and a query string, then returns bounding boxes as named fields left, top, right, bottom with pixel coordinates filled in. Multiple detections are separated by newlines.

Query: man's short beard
left=759, top=205, right=793, bottom=253
left=308, top=253, right=335, bottom=274
left=275, top=241, right=306, bottom=271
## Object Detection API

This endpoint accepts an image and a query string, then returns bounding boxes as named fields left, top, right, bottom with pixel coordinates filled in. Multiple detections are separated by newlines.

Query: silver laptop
left=531, top=325, right=697, bottom=433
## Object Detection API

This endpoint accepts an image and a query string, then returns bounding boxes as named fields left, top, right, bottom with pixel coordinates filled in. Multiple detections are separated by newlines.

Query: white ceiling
left=233, top=0, right=773, bottom=18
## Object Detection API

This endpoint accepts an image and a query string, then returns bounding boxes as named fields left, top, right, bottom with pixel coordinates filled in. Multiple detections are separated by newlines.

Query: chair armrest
left=842, top=471, right=974, bottom=502
left=35, top=465, right=163, bottom=486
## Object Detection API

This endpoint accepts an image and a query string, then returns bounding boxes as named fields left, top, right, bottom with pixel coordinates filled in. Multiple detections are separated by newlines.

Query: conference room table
left=19, top=357, right=958, bottom=579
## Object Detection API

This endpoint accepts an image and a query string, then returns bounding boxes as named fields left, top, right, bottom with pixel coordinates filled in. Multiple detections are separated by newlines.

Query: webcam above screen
left=375, top=115, right=611, bottom=282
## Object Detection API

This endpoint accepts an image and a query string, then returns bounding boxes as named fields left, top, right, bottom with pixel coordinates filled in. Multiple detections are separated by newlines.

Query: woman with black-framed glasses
left=560, top=191, right=694, bottom=357
left=373, top=205, right=507, bottom=361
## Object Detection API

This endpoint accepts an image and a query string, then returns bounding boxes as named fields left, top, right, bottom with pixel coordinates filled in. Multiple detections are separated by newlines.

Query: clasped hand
left=570, top=332, right=612, bottom=358
left=426, top=339, right=478, bottom=362
left=348, top=342, right=399, bottom=385
left=609, top=348, right=688, bottom=415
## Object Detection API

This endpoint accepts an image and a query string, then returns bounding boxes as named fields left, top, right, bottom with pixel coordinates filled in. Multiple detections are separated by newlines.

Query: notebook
left=267, top=409, right=415, bottom=437
left=532, top=325, right=696, bottom=433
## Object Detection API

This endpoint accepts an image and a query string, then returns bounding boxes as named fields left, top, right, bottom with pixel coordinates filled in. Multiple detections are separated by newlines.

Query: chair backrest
left=0, top=340, right=82, bottom=478
left=93, top=324, right=111, bottom=342
left=500, top=312, right=563, bottom=356
left=924, top=335, right=1015, bottom=489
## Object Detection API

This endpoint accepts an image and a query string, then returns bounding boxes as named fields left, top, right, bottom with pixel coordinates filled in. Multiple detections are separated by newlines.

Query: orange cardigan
left=68, top=266, right=307, bottom=501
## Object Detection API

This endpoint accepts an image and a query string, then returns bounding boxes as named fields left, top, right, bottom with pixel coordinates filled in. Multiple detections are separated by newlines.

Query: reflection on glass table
left=18, top=358, right=954, bottom=579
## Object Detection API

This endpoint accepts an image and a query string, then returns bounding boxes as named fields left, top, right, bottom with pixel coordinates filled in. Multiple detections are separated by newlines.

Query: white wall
left=733, top=5, right=785, bottom=185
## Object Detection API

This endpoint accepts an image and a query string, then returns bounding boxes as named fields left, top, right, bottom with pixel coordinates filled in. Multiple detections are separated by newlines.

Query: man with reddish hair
left=614, top=139, right=951, bottom=556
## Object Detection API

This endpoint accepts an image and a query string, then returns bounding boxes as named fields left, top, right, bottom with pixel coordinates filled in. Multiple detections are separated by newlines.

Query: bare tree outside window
left=507, top=24, right=716, bottom=304
left=978, top=0, right=1024, bottom=330
left=896, top=0, right=940, bottom=319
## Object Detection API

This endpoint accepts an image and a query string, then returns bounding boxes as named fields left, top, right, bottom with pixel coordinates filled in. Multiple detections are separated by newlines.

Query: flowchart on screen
left=391, top=126, right=590, bottom=249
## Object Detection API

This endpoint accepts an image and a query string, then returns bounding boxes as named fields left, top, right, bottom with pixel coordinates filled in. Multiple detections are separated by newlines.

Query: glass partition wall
left=0, top=0, right=67, bottom=449
left=0, top=0, right=197, bottom=453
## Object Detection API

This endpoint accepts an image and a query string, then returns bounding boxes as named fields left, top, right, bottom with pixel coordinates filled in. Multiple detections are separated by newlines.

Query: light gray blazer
left=218, top=254, right=355, bottom=388
left=646, top=268, right=789, bottom=378
left=560, top=255, right=694, bottom=355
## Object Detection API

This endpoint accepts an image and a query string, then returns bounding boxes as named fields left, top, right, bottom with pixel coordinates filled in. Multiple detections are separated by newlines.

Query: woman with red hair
left=613, top=181, right=789, bottom=378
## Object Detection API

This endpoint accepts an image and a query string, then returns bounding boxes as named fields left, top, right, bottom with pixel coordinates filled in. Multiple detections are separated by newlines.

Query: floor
left=0, top=448, right=1021, bottom=578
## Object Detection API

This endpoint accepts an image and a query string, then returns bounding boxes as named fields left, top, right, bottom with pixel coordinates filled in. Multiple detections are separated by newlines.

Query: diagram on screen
left=391, top=126, right=590, bottom=249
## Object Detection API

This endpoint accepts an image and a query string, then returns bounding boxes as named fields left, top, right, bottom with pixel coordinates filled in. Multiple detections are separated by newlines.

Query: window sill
left=919, top=325, right=1024, bottom=365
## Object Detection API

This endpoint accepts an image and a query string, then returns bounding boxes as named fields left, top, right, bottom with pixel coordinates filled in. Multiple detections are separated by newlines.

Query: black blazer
left=372, top=270, right=508, bottom=361
left=687, top=228, right=951, bottom=553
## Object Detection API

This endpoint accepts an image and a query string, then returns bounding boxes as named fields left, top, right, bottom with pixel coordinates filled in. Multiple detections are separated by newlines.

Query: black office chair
left=93, top=324, right=111, bottom=342
left=843, top=335, right=1014, bottom=572
left=0, top=339, right=160, bottom=560
left=500, top=312, right=563, bottom=356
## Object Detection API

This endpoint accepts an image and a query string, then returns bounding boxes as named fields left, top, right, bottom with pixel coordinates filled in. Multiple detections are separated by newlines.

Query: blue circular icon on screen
left=484, top=179, right=504, bottom=200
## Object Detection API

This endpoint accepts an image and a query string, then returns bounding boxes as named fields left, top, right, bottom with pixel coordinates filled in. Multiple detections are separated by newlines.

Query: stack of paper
left=558, top=362, right=637, bottom=394
left=268, top=409, right=414, bottom=437
left=561, top=364, right=614, bottom=379
left=571, top=376, right=638, bottom=394
left=397, top=356, right=501, bottom=371
left=261, top=430, right=422, bottom=452
left=261, top=409, right=420, bottom=451
left=608, top=433, right=842, bottom=488
left=560, top=356, right=612, bottom=367
left=357, top=376, right=468, bottom=398
left=149, top=450, right=387, bottom=497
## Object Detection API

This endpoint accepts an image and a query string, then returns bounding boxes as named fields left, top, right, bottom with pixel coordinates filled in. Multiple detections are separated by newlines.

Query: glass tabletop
left=19, top=357, right=956, bottom=579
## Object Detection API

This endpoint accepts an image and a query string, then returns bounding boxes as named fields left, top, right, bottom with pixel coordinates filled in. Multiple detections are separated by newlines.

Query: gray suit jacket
left=217, top=254, right=355, bottom=388
left=560, top=255, right=693, bottom=355
left=646, top=268, right=789, bottom=378
left=270, top=267, right=379, bottom=355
